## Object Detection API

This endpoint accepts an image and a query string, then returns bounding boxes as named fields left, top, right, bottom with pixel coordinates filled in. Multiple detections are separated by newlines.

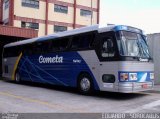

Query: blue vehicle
left=2, top=25, right=154, bottom=94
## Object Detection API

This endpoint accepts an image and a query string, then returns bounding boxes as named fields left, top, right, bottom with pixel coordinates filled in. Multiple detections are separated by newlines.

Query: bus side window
left=101, top=37, right=115, bottom=57
left=30, top=42, right=48, bottom=54
left=43, top=41, right=51, bottom=53
left=51, top=38, right=69, bottom=52
left=34, top=43, right=42, bottom=54
left=59, top=38, right=69, bottom=51
left=24, top=44, right=32, bottom=55
left=71, top=33, right=93, bottom=50
left=4, top=46, right=22, bottom=57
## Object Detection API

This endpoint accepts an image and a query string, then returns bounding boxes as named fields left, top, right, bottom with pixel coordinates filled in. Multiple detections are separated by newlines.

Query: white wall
left=147, top=33, right=160, bottom=84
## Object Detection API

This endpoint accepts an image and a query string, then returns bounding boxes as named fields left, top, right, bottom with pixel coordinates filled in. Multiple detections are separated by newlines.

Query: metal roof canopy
left=0, top=25, right=38, bottom=38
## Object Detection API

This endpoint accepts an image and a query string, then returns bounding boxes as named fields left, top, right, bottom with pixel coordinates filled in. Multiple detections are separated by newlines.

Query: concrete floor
left=0, top=79, right=160, bottom=114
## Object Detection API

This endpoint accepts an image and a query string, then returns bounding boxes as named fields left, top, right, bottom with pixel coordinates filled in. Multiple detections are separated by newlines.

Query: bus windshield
left=117, top=31, right=151, bottom=59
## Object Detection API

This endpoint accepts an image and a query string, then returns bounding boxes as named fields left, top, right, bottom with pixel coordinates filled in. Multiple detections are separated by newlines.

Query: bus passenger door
left=98, top=32, right=119, bottom=91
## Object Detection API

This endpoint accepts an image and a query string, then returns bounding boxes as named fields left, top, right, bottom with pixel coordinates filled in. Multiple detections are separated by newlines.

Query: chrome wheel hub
left=80, top=77, right=90, bottom=91
left=15, top=73, right=19, bottom=82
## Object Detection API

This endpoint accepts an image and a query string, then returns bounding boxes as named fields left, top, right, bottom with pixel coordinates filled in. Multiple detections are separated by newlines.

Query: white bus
left=2, top=25, right=154, bottom=94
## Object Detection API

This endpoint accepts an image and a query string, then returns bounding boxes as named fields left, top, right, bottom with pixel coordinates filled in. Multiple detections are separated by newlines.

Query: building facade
left=0, top=0, right=100, bottom=36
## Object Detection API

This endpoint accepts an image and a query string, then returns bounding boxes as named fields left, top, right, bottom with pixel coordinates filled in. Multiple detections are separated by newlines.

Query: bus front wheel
left=78, top=73, right=94, bottom=95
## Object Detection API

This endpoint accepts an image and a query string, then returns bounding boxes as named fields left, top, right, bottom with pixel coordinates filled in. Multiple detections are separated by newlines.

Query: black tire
left=77, top=73, right=94, bottom=95
left=15, top=71, right=21, bottom=83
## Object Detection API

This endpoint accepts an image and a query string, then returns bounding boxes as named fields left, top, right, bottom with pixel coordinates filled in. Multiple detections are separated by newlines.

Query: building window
left=54, top=4, right=68, bottom=14
left=54, top=25, right=67, bottom=33
left=22, top=0, right=39, bottom=9
left=4, top=0, right=9, bottom=10
left=21, top=22, right=39, bottom=30
left=80, top=9, right=92, bottom=17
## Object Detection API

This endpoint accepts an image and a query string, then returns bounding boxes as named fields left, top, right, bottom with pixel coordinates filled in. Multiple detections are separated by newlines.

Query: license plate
left=142, top=84, right=148, bottom=89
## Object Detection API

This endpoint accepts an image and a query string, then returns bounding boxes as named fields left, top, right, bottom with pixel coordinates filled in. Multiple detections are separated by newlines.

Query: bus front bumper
left=117, top=81, right=154, bottom=93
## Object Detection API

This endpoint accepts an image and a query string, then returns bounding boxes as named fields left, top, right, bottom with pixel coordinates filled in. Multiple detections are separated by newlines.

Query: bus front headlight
left=150, top=73, right=154, bottom=80
left=120, top=73, right=129, bottom=81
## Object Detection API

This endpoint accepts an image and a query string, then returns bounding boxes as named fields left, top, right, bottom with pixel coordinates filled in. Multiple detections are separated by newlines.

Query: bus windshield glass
left=117, top=31, right=151, bottom=59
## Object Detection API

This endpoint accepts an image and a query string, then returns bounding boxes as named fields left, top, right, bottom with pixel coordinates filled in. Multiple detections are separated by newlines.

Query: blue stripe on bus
left=118, top=71, right=153, bottom=82
left=17, top=52, right=100, bottom=90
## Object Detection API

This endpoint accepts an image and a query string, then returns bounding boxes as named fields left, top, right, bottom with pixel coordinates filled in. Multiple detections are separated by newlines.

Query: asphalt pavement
left=0, top=79, right=160, bottom=114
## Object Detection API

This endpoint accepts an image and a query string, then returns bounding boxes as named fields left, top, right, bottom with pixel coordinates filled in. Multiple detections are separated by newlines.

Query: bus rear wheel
left=15, top=72, right=21, bottom=83
left=78, top=73, right=94, bottom=95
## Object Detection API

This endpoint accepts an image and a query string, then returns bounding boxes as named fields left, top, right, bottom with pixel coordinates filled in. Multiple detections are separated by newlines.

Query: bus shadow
left=93, top=91, right=148, bottom=100
left=4, top=80, right=148, bottom=100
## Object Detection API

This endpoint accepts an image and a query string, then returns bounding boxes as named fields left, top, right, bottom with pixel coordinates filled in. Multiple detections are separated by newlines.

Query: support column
left=45, top=0, right=49, bottom=35
left=73, top=0, right=76, bottom=29
left=0, top=0, right=3, bottom=24
left=91, top=0, right=93, bottom=25
left=97, top=0, right=100, bottom=24
left=9, top=0, right=14, bottom=26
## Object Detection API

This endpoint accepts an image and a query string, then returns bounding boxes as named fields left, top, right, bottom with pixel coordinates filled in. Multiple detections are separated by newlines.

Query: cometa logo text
left=39, top=55, right=63, bottom=63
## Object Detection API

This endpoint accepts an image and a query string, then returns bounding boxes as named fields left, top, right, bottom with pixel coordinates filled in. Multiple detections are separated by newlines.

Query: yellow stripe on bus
left=11, top=52, right=23, bottom=80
